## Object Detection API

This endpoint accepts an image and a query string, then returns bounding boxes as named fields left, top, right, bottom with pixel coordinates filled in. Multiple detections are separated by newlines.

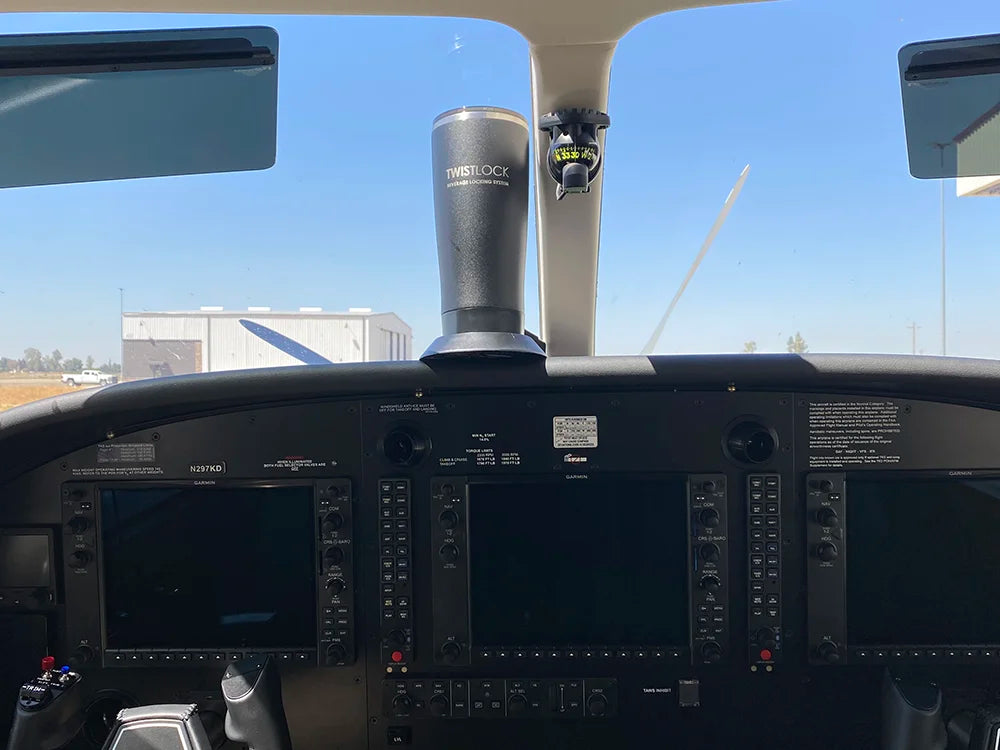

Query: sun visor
left=0, top=26, right=278, bottom=189
left=900, top=34, right=1000, bottom=179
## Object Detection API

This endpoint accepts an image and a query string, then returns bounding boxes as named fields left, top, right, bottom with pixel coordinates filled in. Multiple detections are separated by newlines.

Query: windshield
left=0, top=1, right=997, bottom=412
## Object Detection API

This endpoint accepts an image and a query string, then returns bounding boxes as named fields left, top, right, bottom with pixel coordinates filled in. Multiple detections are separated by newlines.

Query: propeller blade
left=239, top=319, right=333, bottom=366
left=640, top=164, right=750, bottom=355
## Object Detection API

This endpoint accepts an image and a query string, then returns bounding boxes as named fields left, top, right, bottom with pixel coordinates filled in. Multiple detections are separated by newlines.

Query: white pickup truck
left=61, top=369, right=117, bottom=386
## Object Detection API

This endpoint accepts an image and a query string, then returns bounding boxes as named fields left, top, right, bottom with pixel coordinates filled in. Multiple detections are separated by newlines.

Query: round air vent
left=725, top=420, right=778, bottom=465
left=83, top=691, right=137, bottom=748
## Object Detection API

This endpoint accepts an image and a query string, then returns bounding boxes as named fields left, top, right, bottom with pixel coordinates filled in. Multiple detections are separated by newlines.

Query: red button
left=391, top=650, right=403, bottom=663
left=760, top=649, right=772, bottom=661
left=41, top=656, right=55, bottom=672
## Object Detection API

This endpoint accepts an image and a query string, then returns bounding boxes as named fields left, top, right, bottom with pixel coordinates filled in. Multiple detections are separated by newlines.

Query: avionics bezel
left=62, top=478, right=353, bottom=668
left=428, top=473, right=724, bottom=667
left=807, top=469, right=1000, bottom=666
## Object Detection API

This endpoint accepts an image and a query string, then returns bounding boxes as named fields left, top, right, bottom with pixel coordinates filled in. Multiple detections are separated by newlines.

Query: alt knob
left=391, top=694, right=413, bottom=717
left=700, top=543, right=721, bottom=563
left=440, top=641, right=462, bottom=663
left=69, top=644, right=95, bottom=667
left=755, top=628, right=777, bottom=650
left=325, top=577, right=346, bottom=595
left=699, top=508, right=721, bottom=528
left=67, top=516, right=90, bottom=534
left=68, top=550, right=93, bottom=569
left=439, top=544, right=460, bottom=564
left=587, top=693, right=609, bottom=717
left=700, top=641, right=723, bottom=663
left=507, top=694, right=528, bottom=716
left=429, top=694, right=450, bottom=717
left=815, top=507, right=839, bottom=528
left=699, top=575, right=721, bottom=593
left=438, top=510, right=459, bottom=530
left=817, top=641, right=841, bottom=663
left=325, top=643, right=347, bottom=665
left=815, top=542, right=839, bottom=562
left=322, top=512, right=344, bottom=534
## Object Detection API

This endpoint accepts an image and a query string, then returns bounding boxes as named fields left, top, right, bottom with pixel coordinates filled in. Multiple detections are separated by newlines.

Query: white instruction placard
left=553, top=416, right=598, bottom=448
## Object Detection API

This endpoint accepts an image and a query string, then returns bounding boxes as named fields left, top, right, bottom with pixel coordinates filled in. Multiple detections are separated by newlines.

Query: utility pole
left=907, top=321, right=920, bottom=355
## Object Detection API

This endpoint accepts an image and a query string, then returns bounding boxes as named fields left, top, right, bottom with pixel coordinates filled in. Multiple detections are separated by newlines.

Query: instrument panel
left=4, top=356, right=1000, bottom=749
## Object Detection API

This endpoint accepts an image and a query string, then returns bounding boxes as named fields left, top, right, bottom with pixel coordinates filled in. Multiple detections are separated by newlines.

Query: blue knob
left=60, top=665, right=70, bottom=673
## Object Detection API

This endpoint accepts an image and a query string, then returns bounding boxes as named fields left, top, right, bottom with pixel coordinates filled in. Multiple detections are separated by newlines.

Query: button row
left=855, top=647, right=1000, bottom=661
left=477, top=648, right=684, bottom=660
left=106, top=650, right=314, bottom=666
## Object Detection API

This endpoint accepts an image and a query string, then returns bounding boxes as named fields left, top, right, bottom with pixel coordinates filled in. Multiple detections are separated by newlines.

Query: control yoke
left=222, top=654, right=294, bottom=750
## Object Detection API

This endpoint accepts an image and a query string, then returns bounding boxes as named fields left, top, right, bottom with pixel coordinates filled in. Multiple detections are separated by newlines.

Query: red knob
left=41, top=656, right=55, bottom=672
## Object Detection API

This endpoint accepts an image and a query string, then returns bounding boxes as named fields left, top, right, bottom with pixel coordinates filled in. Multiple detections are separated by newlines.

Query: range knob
left=322, top=512, right=345, bottom=534
left=507, top=694, right=528, bottom=716
left=700, top=641, right=723, bottom=663
left=726, top=421, right=777, bottom=464
left=439, top=544, right=460, bottom=564
left=698, top=508, right=721, bottom=528
left=755, top=628, right=777, bottom=650
left=440, top=641, right=462, bottom=663
left=324, top=547, right=344, bottom=567
left=325, top=643, right=347, bottom=665
left=699, top=575, right=721, bottom=593
left=429, top=694, right=450, bottom=717
left=438, top=510, right=459, bottom=530
left=67, top=517, right=90, bottom=534
left=383, top=428, right=429, bottom=466
left=815, top=507, right=839, bottom=528
left=68, top=550, right=93, bottom=569
left=816, top=641, right=841, bottom=664
left=700, top=543, right=721, bottom=563
left=391, top=694, right=413, bottom=717
left=814, top=542, right=839, bottom=562
left=325, top=577, right=346, bottom=595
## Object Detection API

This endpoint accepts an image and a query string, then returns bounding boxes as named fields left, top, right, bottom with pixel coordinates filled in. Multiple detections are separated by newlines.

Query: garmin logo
left=948, top=470, right=975, bottom=476
left=446, top=164, right=510, bottom=179
left=563, top=453, right=588, bottom=464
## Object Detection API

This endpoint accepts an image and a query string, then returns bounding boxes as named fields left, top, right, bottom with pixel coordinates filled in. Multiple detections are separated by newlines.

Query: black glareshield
left=424, top=107, right=544, bottom=359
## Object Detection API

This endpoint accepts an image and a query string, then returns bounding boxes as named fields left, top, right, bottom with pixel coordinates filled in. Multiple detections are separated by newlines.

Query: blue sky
left=0, top=0, right=999, bottom=363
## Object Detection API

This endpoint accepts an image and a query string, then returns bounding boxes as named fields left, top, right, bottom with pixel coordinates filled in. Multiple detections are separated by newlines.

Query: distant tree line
left=741, top=332, right=809, bottom=354
left=0, top=348, right=121, bottom=374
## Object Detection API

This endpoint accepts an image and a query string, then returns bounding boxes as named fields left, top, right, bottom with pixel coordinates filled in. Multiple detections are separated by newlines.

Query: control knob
left=325, top=643, right=347, bottom=665
left=439, top=544, right=460, bottom=564
left=815, top=507, right=839, bottom=528
left=816, top=641, right=841, bottom=663
left=387, top=630, right=407, bottom=647
left=324, top=547, right=344, bottom=567
left=440, top=641, right=462, bottom=663
left=438, top=510, right=459, bottom=530
left=587, top=693, right=608, bottom=717
left=69, top=644, right=95, bottom=668
left=322, top=512, right=344, bottom=534
left=699, top=575, right=721, bottom=593
left=391, top=694, right=413, bottom=717
left=429, top=695, right=450, bottom=717
left=699, top=543, right=721, bottom=563
left=755, top=628, right=777, bottom=650
left=700, top=641, right=723, bottom=663
left=698, top=508, right=720, bottom=528
left=325, top=577, right=346, bottom=595
left=67, top=517, right=90, bottom=534
left=814, top=542, right=839, bottom=562
left=68, top=550, right=93, bottom=569
left=507, top=694, right=528, bottom=716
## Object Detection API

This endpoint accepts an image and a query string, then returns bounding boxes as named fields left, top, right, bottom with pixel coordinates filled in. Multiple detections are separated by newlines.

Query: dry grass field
left=0, top=383, right=81, bottom=412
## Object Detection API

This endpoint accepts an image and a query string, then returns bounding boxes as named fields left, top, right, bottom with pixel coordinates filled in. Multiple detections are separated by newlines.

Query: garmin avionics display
left=468, top=478, right=689, bottom=647
left=100, top=486, right=315, bottom=650
left=847, top=478, right=1000, bottom=645
left=0, top=532, right=51, bottom=588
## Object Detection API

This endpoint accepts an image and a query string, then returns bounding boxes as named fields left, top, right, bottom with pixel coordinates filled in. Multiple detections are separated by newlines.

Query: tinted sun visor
left=0, top=26, right=278, bottom=188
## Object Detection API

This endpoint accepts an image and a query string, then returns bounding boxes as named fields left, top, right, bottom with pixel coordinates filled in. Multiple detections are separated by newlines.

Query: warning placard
left=553, top=416, right=598, bottom=449
left=807, top=400, right=903, bottom=468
